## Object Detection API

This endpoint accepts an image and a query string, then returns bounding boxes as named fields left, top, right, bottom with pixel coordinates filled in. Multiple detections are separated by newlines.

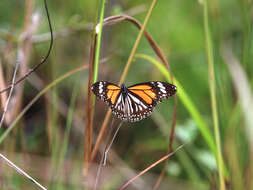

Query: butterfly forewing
left=91, top=81, right=177, bottom=122
left=128, top=81, right=177, bottom=105
left=91, top=81, right=120, bottom=107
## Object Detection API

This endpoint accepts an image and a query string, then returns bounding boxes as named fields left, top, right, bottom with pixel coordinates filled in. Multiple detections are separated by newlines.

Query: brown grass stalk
left=0, top=59, right=7, bottom=115
left=84, top=33, right=97, bottom=169
left=153, top=95, right=177, bottom=190
left=119, top=144, right=184, bottom=190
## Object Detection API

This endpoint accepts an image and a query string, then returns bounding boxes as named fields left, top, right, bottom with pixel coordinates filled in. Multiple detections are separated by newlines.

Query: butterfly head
left=120, top=84, right=128, bottom=99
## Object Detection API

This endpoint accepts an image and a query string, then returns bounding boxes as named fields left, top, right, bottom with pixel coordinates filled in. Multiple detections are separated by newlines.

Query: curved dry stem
left=0, top=0, right=53, bottom=94
left=91, top=2, right=177, bottom=162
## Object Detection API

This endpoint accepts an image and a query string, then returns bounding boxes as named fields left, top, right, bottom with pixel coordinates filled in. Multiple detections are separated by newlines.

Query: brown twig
left=0, top=51, right=21, bottom=128
left=0, top=0, right=53, bottom=94
left=119, top=144, right=184, bottom=190
left=153, top=95, right=177, bottom=189
left=84, top=33, right=97, bottom=168
left=0, top=153, right=47, bottom=190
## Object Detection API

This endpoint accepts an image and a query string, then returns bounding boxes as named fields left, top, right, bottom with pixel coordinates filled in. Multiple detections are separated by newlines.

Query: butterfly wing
left=91, top=81, right=121, bottom=107
left=126, top=81, right=177, bottom=122
left=91, top=81, right=177, bottom=122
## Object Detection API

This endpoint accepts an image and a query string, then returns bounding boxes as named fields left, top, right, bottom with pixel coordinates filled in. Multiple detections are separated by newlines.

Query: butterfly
left=91, top=81, right=177, bottom=122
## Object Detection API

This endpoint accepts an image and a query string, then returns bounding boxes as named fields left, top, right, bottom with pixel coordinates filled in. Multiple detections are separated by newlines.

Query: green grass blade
left=203, top=1, right=226, bottom=189
left=136, top=54, right=228, bottom=178
left=55, top=79, right=79, bottom=189
left=93, top=0, right=107, bottom=83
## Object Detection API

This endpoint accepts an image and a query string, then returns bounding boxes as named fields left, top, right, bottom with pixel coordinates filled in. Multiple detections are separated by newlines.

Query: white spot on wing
left=157, top=82, right=166, bottom=89
left=160, top=88, right=166, bottom=94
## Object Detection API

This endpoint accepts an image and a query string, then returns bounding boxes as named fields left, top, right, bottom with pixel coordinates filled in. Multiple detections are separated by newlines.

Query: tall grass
left=202, top=0, right=226, bottom=189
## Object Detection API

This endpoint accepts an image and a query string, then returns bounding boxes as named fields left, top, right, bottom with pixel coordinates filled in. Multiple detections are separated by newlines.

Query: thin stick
left=119, top=144, right=184, bottom=190
left=153, top=95, right=178, bottom=190
left=0, top=153, right=47, bottom=190
left=0, top=0, right=53, bottom=94
left=103, top=121, right=123, bottom=166
left=0, top=50, right=21, bottom=128
left=94, top=118, right=119, bottom=190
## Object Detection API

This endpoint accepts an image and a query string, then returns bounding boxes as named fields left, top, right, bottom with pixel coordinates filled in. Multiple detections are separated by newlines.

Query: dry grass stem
left=0, top=153, right=47, bottom=190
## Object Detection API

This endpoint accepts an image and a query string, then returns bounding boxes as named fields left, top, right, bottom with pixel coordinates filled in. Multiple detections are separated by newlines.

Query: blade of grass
left=237, top=0, right=252, bottom=75
left=202, top=0, right=226, bottom=189
left=224, top=102, right=245, bottom=190
left=93, top=0, right=106, bottom=83
left=151, top=112, right=201, bottom=182
left=119, top=0, right=158, bottom=85
left=49, top=82, right=60, bottom=189
left=135, top=53, right=229, bottom=178
left=55, top=79, right=79, bottom=189
left=0, top=64, right=88, bottom=145
left=222, top=46, right=253, bottom=189
left=136, top=54, right=215, bottom=151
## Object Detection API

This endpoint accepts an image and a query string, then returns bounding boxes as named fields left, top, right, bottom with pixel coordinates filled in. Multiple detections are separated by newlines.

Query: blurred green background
left=0, top=0, right=252, bottom=189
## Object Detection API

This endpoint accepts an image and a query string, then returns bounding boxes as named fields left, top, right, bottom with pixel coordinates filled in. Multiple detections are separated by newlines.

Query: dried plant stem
left=84, top=35, right=97, bottom=166
left=0, top=60, right=7, bottom=110
left=153, top=96, right=178, bottom=190
left=0, top=51, right=21, bottom=128
left=203, top=1, right=225, bottom=189
left=84, top=0, right=104, bottom=171
left=119, top=144, right=184, bottom=190
left=0, top=153, right=47, bottom=190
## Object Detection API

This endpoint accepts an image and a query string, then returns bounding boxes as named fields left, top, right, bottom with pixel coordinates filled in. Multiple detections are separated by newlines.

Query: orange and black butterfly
left=91, top=81, right=177, bottom=122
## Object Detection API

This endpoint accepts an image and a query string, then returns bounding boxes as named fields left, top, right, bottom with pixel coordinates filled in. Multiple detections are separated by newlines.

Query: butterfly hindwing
left=91, top=81, right=177, bottom=122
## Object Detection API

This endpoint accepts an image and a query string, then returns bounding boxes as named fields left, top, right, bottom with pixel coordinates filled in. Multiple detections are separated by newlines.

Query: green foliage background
left=0, top=0, right=252, bottom=189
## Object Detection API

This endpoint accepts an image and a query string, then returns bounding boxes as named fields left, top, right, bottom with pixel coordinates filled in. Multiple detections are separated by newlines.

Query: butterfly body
left=91, top=81, right=177, bottom=122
